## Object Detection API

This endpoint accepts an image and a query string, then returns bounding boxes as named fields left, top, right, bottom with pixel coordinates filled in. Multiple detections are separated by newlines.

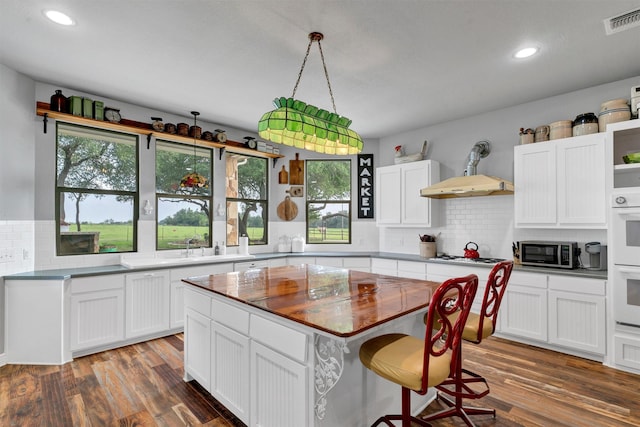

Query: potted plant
left=419, top=234, right=436, bottom=258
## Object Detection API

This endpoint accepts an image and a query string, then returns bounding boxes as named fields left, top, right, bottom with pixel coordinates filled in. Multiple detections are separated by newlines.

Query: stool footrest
left=436, top=368, right=490, bottom=400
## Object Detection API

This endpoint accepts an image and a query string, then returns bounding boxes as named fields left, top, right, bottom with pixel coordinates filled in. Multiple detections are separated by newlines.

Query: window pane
left=307, top=202, right=351, bottom=243
left=156, top=140, right=211, bottom=196
left=226, top=201, right=266, bottom=246
left=226, top=153, right=268, bottom=246
left=306, top=160, right=351, bottom=200
left=57, top=123, right=137, bottom=192
left=59, top=192, right=134, bottom=254
left=157, top=197, right=210, bottom=250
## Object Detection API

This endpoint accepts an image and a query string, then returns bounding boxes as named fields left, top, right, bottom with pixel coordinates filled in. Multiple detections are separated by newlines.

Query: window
left=56, top=123, right=138, bottom=255
left=155, top=140, right=212, bottom=250
left=226, top=153, right=268, bottom=246
left=306, top=159, right=351, bottom=244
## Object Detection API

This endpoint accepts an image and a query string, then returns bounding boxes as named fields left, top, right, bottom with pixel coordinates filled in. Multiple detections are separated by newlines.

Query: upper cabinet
left=608, top=119, right=640, bottom=189
left=376, top=160, right=440, bottom=227
left=514, top=133, right=607, bottom=228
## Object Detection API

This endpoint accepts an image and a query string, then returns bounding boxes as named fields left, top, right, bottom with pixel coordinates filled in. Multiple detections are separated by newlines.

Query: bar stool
left=359, top=274, right=479, bottom=427
left=422, top=260, right=514, bottom=426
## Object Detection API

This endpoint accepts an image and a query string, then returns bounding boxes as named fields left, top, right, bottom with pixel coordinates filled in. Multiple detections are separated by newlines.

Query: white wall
left=378, top=76, right=640, bottom=258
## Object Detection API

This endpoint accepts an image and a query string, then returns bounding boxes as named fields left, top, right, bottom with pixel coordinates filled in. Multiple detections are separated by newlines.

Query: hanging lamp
left=180, top=111, right=209, bottom=189
left=258, top=32, right=363, bottom=155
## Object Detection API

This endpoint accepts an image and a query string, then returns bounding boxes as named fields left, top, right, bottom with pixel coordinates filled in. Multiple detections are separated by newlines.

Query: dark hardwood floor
left=1, top=334, right=639, bottom=426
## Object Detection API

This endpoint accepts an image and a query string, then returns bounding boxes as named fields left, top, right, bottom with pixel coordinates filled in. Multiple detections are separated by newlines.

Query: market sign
left=357, top=154, right=374, bottom=218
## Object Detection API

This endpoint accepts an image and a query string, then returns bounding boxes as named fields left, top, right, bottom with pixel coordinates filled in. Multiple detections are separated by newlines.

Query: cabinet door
left=234, top=260, right=269, bottom=271
left=371, top=258, right=397, bottom=276
left=548, top=290, right=606, bottom=355
left=500, top=285, right=548, bottom=341
left=210, top=321, right=250, bottom=424
left=125, top=270, right=171, bottom=338
left=184, top=307, right=211, bottom=390
left=401, top=161, right=433, bottom=226
left=251, top=341, right=308, bottom=427
left=556, top=134, right=607, bottom=227
left=375, top=165, right=401, bottom=224
left=397, top=260, right=427, bottom=280
left=514, top=143, right=557, bottom=227
left=70, top=289, right=124, bottom=351
left=170, top=280, right=185, bottom=329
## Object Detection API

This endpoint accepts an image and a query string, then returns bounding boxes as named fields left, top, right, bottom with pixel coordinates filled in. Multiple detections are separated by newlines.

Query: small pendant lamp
left=258, top=32, right=363, bottom=155
left=180, top=111, right=209, bottom=189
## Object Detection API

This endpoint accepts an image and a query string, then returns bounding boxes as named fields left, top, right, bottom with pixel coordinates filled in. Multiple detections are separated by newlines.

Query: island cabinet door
left=184, top=307, right=211, bottom=391
left=210, top=321, right=250, bottom=425
left=250, top=341, right=308, bottom=427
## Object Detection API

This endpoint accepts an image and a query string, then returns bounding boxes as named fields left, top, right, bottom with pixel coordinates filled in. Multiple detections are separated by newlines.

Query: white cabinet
left=125, top=270, right=171, bottom=338
left=184, top=287, right=212, bottom=390
left=235, top=260, right=269, bottom=271
left=499, top=271, right=548, bottom=341
left=608, top=119, right=640, bottom=189
left=514, top=133, right=606, bottom=228
left=314, top=256, right=371, bottom=272
left=371, top=258, right=397, bottom=276
left=426, top=263, right=490, bottom=314
left=376, top=160, right=440, bottom=227
left=397, top=260, right=428, bottom=280
left=548, top=275, right=606, bottom=355
left=70, top=275, right=125, bottom=352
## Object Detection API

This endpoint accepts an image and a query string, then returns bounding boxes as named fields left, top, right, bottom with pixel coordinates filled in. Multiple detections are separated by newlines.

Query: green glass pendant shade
left=258, top=97, right=363, bottom=155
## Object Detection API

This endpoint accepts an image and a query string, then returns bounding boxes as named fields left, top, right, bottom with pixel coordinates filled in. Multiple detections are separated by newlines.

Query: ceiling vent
left=604, top=7, right=640, bottom=35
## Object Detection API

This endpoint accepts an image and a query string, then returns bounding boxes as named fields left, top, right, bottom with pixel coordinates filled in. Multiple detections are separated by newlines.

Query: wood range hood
left=420, top=174, right=514, bottom=199
left=420, top=140, right=514, bottom=199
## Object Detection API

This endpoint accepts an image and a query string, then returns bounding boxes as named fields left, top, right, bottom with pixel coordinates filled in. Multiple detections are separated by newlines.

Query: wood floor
left=1, top=334, right=639, bottom=426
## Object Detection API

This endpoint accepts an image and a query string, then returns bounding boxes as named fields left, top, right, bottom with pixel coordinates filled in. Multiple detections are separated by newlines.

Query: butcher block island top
left=182, top=263, right=441, bottom=337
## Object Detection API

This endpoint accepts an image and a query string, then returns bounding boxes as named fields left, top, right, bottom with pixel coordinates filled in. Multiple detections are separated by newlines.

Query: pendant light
left=258, top=32, right=363, bottom=155
left=180, top=111, right=209, bottom=189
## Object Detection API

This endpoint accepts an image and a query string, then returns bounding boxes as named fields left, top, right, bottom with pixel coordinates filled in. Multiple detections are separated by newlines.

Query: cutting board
left=277, top=196, right=298, bottom=221
left=278, top=165, right=289, bottom=184
left=289, top=153, right=304, bottom=185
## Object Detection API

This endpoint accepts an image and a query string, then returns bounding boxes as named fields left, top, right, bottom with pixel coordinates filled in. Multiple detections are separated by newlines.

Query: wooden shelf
left=36, top=102, right=284, bottom=165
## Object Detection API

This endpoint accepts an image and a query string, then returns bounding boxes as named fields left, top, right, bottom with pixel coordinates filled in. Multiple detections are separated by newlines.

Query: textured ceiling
left=1, top=0, right=639, bottom=139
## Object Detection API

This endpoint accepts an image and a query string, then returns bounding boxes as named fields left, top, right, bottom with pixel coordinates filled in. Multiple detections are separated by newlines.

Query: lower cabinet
left=426, top=263, right=490, bottom=314
left=70, top=275, right=125, bottom=351
left=125, top=270, right=171, bottom=338
left=500, top=280, right=548, bottom=341
left=371, top=258, right=398, bottom=276
left=184, top=307, right=211, bottom=390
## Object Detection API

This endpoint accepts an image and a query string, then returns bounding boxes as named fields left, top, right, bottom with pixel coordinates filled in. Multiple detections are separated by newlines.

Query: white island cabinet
left=182, top=266, right=435, bottom=427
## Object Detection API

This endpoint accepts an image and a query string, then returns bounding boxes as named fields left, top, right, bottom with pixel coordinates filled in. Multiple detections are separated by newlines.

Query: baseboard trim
left=0, top=352, right=6, bottom=368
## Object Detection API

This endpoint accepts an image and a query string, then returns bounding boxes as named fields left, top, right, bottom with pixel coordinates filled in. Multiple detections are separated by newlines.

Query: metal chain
left=291, top=35, right=338, bottom=114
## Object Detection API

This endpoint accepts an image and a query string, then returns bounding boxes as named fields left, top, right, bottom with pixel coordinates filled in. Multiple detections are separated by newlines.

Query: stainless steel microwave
left=519, top=241, right=579, bottom=269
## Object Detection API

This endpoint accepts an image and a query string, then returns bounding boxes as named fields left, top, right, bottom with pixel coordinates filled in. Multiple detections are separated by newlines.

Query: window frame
left=305, top=159, right=352, bottom=245
left=225, top=153, right=269, bottom=246
left=55, top=122, right=139, bottom=256
left=155, top=139, right=213, bottom=251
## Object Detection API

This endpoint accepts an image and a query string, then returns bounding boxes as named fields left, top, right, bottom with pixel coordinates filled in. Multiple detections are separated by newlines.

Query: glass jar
left=50, top=89, right=68, bottom=113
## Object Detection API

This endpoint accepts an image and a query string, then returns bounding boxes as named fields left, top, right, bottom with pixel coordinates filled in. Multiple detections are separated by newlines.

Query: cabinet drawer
left=211, top=298, right=250, bottom=335
left=343, top=257, right=370, bottom=269
left=234, top=260, right=268, bottom=271
left=250, top=315, right=308, bottom=363
left=71, top=274, right=124, bottom=294
left=371, top=258, right=397, bottom=271
left=315, top=257, right=343, bottom=267
left=510, top=271, right=547, bottom=288
left=548, top=275, right=605, bottom=295
left=184, top=286, right=211, bottom=317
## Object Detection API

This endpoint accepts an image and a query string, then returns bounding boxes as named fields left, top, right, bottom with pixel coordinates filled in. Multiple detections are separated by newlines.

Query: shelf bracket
left=147, top=134, right=152, bottom=149
left=272, top=157, right=279, bottom=168
left=42, top=113, right=48, bottom=134
left=219, top=146, right=226, bottom=161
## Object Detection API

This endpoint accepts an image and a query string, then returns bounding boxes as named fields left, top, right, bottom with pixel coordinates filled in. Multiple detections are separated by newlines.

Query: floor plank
left=1, top=334, right=639, bottom=426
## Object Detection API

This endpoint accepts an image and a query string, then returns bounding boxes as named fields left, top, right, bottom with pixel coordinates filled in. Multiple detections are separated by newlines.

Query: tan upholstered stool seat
left=359, top=333, right=452, bottom=392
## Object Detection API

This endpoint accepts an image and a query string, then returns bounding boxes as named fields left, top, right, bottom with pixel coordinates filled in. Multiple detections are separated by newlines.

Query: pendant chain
left=291, top=35, right=337, bottom=114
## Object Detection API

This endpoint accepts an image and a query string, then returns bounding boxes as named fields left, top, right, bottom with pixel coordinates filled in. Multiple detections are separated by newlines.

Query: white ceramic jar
left=598, top=98, right=630, bottom=131
left=549, top=120, right=572, bottom=140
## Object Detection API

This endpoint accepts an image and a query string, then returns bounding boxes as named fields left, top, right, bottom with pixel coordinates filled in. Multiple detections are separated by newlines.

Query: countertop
left=183, top=264, right=441, bottom=338
left=2, top=251, right=608, bottom=280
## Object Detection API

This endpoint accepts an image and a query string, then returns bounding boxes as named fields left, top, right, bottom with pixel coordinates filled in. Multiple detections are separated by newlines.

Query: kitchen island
left=182, top=264, right=442, bottom=427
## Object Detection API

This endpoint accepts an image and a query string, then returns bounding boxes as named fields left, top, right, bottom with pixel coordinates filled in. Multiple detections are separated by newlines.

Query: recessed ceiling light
left=44, top=10, right=75, bottom=26
left=514, top=47, right=539, bottom=59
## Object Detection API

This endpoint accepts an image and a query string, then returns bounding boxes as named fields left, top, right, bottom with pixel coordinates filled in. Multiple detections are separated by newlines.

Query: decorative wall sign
left=357, top=154, right=374, bottom=218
